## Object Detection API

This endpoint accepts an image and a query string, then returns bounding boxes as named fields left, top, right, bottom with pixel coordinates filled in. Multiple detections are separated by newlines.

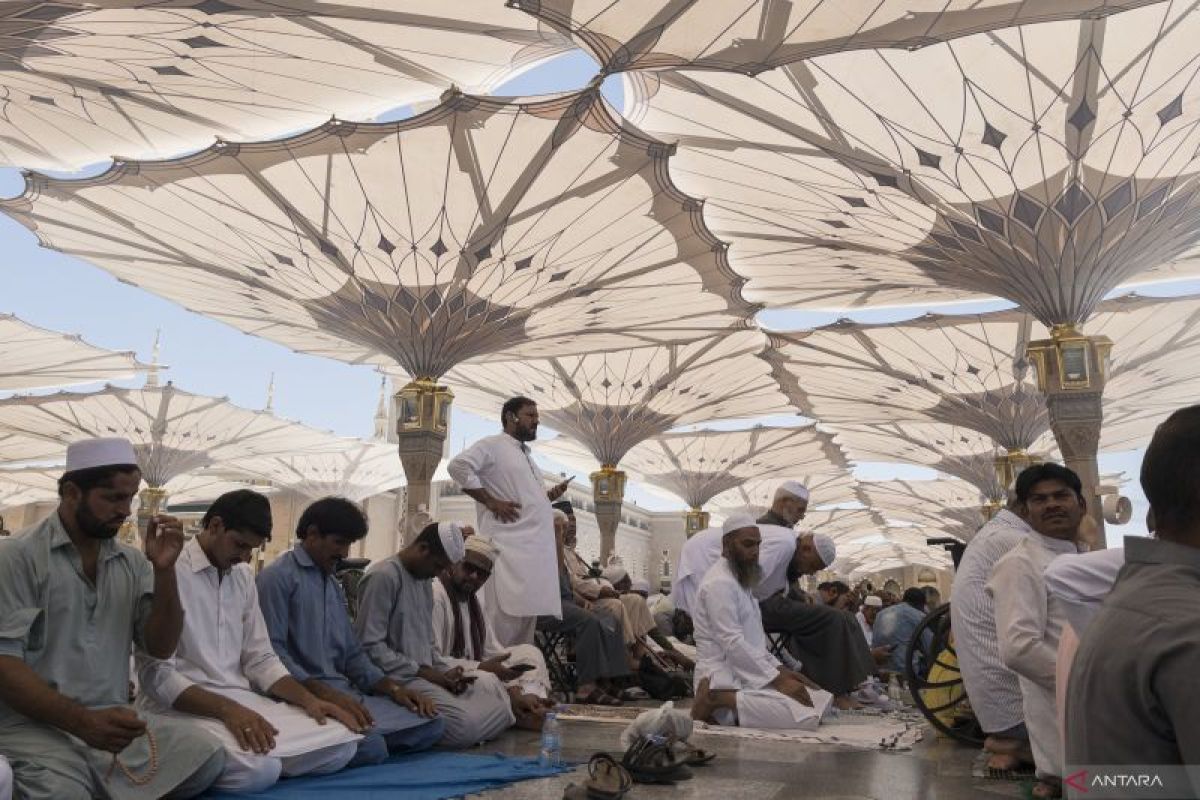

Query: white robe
left=674, top=524, right=797, bottom=616
left=138, top=539, right=360, bottom=791
left=447, top=434, right=560, bottom=642
left=1043, top=548, right=1125, bottom=636
left=988, top=533, right=1078, bottom=780
left=431, top=580, right=551, bottom=698
left=0, top=755, right=11, bottom=800
left=692, top=559, right=831, bottom=730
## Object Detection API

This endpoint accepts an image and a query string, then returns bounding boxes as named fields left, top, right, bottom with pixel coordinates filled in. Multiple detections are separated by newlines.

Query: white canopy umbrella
left=711, top=472, right=861, bottom=517
left=226, top=438, right=405, bottom=503
left=860, top=479, right=987, bottom=541
left=0, top=1, right=569, bottom=170
left=0, top=314, right=146, bottom=392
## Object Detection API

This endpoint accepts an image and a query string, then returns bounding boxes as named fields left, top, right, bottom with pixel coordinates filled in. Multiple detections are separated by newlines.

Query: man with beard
left=0, top=438, right=226, bottom=800
left=137, top=489, right=363, bottom=793
left=988, top=465, right=1084, bottom=799
left=690, top=514, right=833, bottom=730
left=257, top=497, right=445, bottom=767
left=447, top=397, right=571, bottom=647
left=431, top=535, right=554, bottom=715
left=356, top=522, right=525, bottom=747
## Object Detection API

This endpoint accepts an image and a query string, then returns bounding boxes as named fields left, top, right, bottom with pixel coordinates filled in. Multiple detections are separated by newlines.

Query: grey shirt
left=354, top=555, right=449, bottom=682
left=1066, top=537, right=1200, bottom=786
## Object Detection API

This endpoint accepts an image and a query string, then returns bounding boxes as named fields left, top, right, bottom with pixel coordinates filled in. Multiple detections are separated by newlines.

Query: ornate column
left=683, top=508, right=709, bottom=537
left=395, top=378, right=453, bottom=544
left=590, top=464, right=627, bottom=563
left=993, top=449, right=1037, bottom=491
left=1027, top=326, right=1113, bottom=546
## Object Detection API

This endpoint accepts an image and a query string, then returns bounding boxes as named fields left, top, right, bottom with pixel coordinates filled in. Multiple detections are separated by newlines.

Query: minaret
left=373, top=376, right=388, bottom=440
left=145, top=330, right=162, bottom=388
left=265, top=372, right=276, bottom=412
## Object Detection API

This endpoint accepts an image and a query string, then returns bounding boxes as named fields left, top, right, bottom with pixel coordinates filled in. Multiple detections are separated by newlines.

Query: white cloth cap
left=779, top=480, right=810, bottom=502
left=863, top=595, right=883, bottom=608
left=463, top=535, right=498, bottom=567
left=813, top=533, right=836, bottom=568
left=631, top=578, right=651, bottom=595
left=722, top=512, right=758, bottom=537
left=602, top=565, right=628, bottom=585
left=65, top=437, right=138, bottom=472
left=438, top=522, right=466, bottom=563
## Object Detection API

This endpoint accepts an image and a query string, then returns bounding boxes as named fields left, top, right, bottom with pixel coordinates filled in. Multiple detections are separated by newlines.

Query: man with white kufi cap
left=0, top=437, right=227, bottom=800
left=689, top=513, right=833, bottom=731
left=356, top=522, right=519, bottom=747
left=432, top=535, right=554, bottom=725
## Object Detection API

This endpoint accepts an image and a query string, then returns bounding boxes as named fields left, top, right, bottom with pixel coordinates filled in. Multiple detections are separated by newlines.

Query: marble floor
left=468, top=713, right=1028, bottom=800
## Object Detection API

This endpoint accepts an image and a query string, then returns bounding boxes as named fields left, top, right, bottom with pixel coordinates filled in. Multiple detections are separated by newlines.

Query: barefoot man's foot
left=833, top=694, right=863, bottom=710
left=691, top=678, right=716, bottom=723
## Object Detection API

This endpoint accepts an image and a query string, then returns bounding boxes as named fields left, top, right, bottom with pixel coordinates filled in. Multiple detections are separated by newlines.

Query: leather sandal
left=621, top=735, right=693, bottom=784
left=673, top=740, right=716, bottom=766
left=562, top=753, right=633, bottom=799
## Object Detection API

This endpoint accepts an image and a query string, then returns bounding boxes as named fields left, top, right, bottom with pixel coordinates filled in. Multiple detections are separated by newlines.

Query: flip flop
left=562, top=754, right=633, bottom=800
left=581, top=688, right=623, bottom=706
left=621, top=735, right=693, bottom=784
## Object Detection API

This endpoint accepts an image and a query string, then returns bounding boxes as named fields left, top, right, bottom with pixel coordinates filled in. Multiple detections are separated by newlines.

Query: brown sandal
left=581, top=688, right=622, bottom=706
left=562, top=753, right=633, bottom=799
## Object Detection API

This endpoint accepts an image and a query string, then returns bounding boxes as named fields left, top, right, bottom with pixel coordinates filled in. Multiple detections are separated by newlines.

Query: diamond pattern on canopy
left=0, top=466, right=272, bottom=511
left=0, top=314, right=146, bottom=392
left=448, top=329, right=794, bottom=467
left=799, top=508, right=888, bottom=541
left=0, top=383, right=340, bottom=487
left=711, top=473, right=860, bottom=516
left=226, top=438, right=404, bottom=502
left=0, top=1, right=570, bottom=170
left=623, top=2, right=1200, bottom=322
left=860, top=479, right=987, bottom=541
left=510, top=0, right=1153, bottom=76
left=0, top=467, right=56, bottom=510
left=542, top=423, right=847, bottom=510
left=2, top=88, right=751, bottom=378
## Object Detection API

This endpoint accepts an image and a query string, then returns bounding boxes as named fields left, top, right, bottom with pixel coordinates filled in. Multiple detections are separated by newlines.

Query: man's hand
left=75, top=707, right=147, bottom=753
left=440, top=667, right=476, bottom=695
left=478, top=653, right=520, bottom=683
left=662, top=650, right=694, bottom=671
left=511, top=691, right=546, bottom=717
left=485, top=498, right=521, bottom=524
left=143, top=515, right=185, bottom=571
left=385, top=683, right=438, bottom=718
left=219, top=702, right=279, bottom=754
left=771, top=671, right=813, bottom=707
left=547, top=478, right=572, bottom=501
left=597, top=586, right=620, bottom=599
left=871, top=645, right=894, bottom=665
left=323, top=688, right=374, bottom=731
left=304, top=698, right=367, bottom=733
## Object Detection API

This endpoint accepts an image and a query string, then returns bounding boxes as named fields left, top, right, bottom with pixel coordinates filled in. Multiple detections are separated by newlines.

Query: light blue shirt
left=873, top=602, right=931, bottom=673
left=257, top=543, right=384, bottom=695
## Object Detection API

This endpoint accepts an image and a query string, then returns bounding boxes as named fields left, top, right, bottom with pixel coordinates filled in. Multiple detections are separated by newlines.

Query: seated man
left=257, top=497, right=445, bottom=767
left=0, top=438, right=225, bottom=800
left=0, top=754, right=9, bottom=800
left=432, top=535, right=554, bottom=719
left=138, top=490, right=363, bottom=793
left=690, top=515, right=833, bottom=730
left=538, top=511, right=631, bottom=705
left=604, top=565, right=693, bottom=671
left=355, top=522, right=523, bottom=747
left=857, top=595, right=882, bottom=645
left=872, top=588, right=932, bottom=675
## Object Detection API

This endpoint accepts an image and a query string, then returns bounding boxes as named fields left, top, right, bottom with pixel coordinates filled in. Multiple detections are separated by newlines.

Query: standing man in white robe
left=989, top=465, right=1084, bottom=799
left=138, top=490, right=363, bottom=793
left=447, top=396, right=570, bottom=646
left=431, top=535, right=553, bottom=703
left=689, top=514, right=832, bottom=730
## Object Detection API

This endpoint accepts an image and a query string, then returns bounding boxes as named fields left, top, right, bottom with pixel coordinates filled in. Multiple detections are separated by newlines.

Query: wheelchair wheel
left=903, top=602, right=984, bottom=746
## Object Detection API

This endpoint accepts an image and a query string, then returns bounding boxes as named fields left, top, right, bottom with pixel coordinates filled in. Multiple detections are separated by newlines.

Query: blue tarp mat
left=204, top=751, right=573, bottom=800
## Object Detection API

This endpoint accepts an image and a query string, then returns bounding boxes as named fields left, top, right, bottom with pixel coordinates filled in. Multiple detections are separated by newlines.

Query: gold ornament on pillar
left=993, top=449, right=1038, bottom=492
left=590, top=464, right=626, bottom=563
left=395, top=378, right=454, bottom=543
left=136, top=486, right=169, bottom=543
left=684, top=508, right=709, bottom=537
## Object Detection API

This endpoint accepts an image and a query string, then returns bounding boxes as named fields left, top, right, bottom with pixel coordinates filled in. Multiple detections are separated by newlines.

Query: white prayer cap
left=722, top=512, right=758, bottom=537
left=776, top=480, right=810, bottom=502
left=863, top=595, right=883, bottom=608
left=631, top=578, right=651, bottom=595
left=602, top=565, right=628, bottom=585
left=463, top=535, right=498, bottom=568
left=812, top=533, right=836, bottom=568
left=65, top=437, right=138, bottom=472
left=437, top=521, right=466, bottom=563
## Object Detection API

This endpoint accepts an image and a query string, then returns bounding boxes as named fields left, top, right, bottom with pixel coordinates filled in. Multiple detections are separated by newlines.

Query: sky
left=1, top=50, right=1195, bottom=547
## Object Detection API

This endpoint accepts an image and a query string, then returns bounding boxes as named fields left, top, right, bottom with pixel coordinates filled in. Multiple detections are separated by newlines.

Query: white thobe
left=431, top=580, right=551, bottom=698
left=949, top=509, right=1034, bottom=733
left=856, top=610, right=873, bottom=645
left=988, top=533, right=1079, bottom=780
left=138, top=539, right=360, bottom=792
left=1044, top=548, right=1125, bottom=636
left=447, top=434, right=559, bottom=645
left=674, top=524, right=797, bottom=616
left=0, top=755, right=11, bottom=800
left=692, top=559, right=831, bottom=730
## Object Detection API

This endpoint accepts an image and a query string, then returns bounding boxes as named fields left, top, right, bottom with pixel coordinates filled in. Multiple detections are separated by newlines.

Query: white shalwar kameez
left=988, top=533, right=1078, bottom=780
left=0, top=755, right=10, bottom=800
left=431, top=580, right=551, bottom=699
left=674, top=524, right=798, bottom=616
left=447, top=434, right=560, bottom=646
left=692, top=559, right=832, bottom=730
left=138, top=539, right=360, bottom=792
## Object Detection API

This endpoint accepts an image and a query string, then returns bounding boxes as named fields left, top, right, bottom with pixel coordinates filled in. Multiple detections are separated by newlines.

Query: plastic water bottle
left=539, top=711, right=562, bottom=768
left=887, top=674, right=902, bottom=702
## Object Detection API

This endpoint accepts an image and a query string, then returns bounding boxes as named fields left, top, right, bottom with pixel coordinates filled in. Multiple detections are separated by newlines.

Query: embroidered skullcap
left=65, top=437, right=137, bottom=472
left=722, top=512, right=758, bottom=537
left=438, top=521, right=466, bottom=563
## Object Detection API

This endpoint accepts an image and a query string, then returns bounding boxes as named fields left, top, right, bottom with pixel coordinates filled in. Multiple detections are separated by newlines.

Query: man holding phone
left=447, top=396, right=572, bottom=647
left=432, top=535, right=553, bottom=729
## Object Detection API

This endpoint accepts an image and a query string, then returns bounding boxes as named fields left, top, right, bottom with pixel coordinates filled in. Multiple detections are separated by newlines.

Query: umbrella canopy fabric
left=448, top=329, right=795, bottom=467
left=0, top=314, right=146, bottom=392
left=0, top=382, right=340, bottom=486
left=860, top=479, right=987, bottom=541
left=542, top=423, right=847, bottom=509
left=622, top=2, right=1200, bottom=323
left=511, top=0, right=1152, bottom=75
left=226, top=438, right=404, bottom=502
left=711, top=472, right=861, bottom=516
left=0, top=0, right=569, bottom=170
left=2, top=88, right=751, bottom=380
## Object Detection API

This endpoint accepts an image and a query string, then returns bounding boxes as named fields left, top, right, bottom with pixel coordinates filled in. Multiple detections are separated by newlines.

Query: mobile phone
left=509, top=663, right=536, bottom=674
